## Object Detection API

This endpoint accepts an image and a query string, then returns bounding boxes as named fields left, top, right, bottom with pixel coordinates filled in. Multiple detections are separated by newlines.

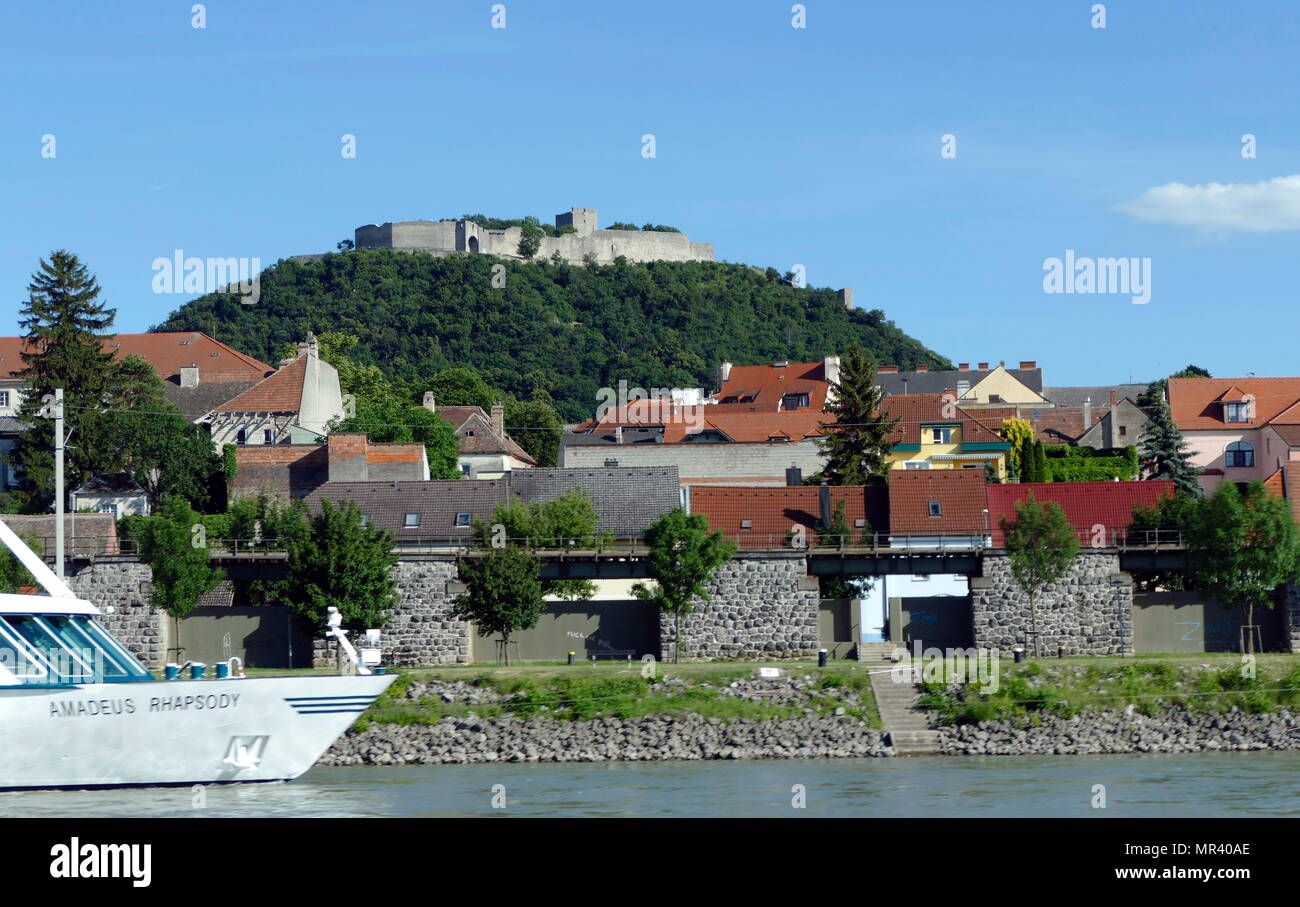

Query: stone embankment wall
left=67, top=560, right=168, bottom=666
left=664, top=554, right=819, bottom=660
left=970, top=552, right=1133, bottom=656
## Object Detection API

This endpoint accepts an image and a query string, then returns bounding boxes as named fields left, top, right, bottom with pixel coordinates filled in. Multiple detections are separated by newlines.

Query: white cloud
left=1118, top=175, right=1300, bottom=232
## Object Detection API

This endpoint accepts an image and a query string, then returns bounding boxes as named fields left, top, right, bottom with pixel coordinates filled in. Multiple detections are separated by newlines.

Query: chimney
left=1018, top=360, right=1037, bottom=370
left=1083, top=398, right=1092, bottom=431
left=491, top=402, right=504, bottom=438
left=1109, top=390, right=1118, bottom=407
left=958, top=363, right=969, bottom=371
left=718, top=361, right=733, bottom=386
left=422, top=392, right=436, bottom=413
left=786, top=467, right=803, bottom=487
left=297, top=331, right=319, bottom=359
left=818, top=483, right=832, bottom=533
left=179, top=365, right=199, bottom=388
left=977, top=362, right=989, bottom=370
left=916, top=365, right=928, bottom=373
left=614, top=425, right=623, bottom=444
left=327, top=434, right=369, bottom=482
left=877, top=366, right=900, bottom=374
left=837, top=288, right=853, bottom=309
left=823, top=355, right=841, bottom=386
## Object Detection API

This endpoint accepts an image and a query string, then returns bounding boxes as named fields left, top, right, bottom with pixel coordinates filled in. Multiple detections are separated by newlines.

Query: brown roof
left=215, top=356, right=307, bottom=413
left=442, top=406, right=535, bottom=464
left=0, top=514, right=120, bottom=558
left=0, top=331, right=272, bottom=382
left=880, top=394, right=1005, bottom=446
left=1169, top=376, right=1300, bottom=430
left=886, top=470, right=989, bottom=536
left=576, top=404, right=828, bottom=444
left=691, top=485, right=888, bottom=548
left=716, top=361, right=832, bottom=411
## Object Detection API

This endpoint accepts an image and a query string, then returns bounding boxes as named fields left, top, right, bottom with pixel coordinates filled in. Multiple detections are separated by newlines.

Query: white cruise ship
left=0, top=517, right=394, bottom=789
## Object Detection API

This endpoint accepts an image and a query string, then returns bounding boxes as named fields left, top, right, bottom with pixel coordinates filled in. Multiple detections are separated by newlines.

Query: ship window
left=2, top=615, right=96, bottom=681
left=0, top=620, right=49, bottom=681
left=40, top=615, right=132, bottom=678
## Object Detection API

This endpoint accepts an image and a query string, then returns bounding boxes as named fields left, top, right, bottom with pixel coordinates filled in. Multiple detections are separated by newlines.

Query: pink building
left=1168, top=376, right=1300, bottom=494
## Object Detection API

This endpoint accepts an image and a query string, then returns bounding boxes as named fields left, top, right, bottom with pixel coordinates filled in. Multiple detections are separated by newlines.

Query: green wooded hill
left=152, top=250, right=950, bottom=422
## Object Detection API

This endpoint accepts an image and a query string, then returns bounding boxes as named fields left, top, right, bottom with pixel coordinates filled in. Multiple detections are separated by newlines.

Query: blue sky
left=3, top=0, right=1298, bottom=386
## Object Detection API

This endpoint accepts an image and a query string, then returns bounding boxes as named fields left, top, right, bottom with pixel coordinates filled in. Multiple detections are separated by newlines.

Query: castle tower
left=556, top=207, right=597, bottom=236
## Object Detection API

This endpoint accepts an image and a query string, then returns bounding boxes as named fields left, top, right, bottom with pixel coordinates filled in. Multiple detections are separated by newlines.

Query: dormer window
left=781, top=393, right=810, bottom=410
left=928, top=501, right=943, bottom=517
left=1225, top=401, right=1249, bottom=423
left=927, top=426, right=953, bottom=444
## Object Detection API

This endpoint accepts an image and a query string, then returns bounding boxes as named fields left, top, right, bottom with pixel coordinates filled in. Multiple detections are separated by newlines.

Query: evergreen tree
left=9, top=252, right=119, bottom=511
left=1139, top=387, right=1202, bottom=497
left=817, top=344, right=899, bottom=485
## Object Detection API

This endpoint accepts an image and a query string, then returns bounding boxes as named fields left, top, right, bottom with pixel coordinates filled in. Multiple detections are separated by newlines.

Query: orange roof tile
left=1169, top=377, right=1300, bottom=431
left=0, top=331, right=272, bottom=382
left=716, top=361, right=832, bottom=411
left=691, top=485, right=887, bottom=548
left=886, top=470, right=989, bottom=535
left=215, top=356, right=307, bottom=413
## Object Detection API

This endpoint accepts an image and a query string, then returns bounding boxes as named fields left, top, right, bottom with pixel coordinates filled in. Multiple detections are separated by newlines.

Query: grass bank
left=333, top=660, right=884, bottom=731
left=917, top=654, right=1300, bottom=726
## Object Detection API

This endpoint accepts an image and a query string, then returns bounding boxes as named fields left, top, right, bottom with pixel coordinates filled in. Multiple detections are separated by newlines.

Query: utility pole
left=54, top=388, right=64, bottom=579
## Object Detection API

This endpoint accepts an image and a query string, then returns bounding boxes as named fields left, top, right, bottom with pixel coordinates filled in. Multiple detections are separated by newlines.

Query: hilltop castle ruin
left=354, top=207, right=715, bottom=266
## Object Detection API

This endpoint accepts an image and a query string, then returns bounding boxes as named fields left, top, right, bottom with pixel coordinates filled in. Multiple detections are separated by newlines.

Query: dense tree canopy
left=152, top=250, right=950, bottom=423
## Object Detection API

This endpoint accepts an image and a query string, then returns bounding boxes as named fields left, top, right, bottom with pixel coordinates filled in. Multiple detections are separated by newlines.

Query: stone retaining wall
left=970, top=552, right=1133, bottom=656
left=664, top=553, right=819, bottom=660
left=66, top=560, right=169, bottom=667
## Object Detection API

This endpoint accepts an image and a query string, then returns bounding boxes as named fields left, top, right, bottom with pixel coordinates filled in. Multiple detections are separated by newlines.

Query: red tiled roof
left=716, top=361, right=831, bottom=411
left=0, top=331, right=272, bottom=382
left=215, top=356, right=307, bottom=413
left=987, top=480, right=1176, bottom=546
left=691, top=485, right=887, bottom=548
left=886, top=470, right=989, bottom=535
left=1169, top=377, right=1300, bottom=431
left=437, top=405, right=536, bottom=464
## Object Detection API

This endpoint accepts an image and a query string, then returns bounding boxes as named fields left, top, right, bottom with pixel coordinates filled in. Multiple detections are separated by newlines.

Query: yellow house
left=880, top=394, right=1011, bottom=480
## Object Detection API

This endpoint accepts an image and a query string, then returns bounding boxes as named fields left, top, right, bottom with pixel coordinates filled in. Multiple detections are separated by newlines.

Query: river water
left=2, top=752, right=1296, bottom=817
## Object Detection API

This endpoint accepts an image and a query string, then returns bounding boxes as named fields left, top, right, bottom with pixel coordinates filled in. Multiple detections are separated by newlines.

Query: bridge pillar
left=66, top=559, right=169, bottom=667
left=972, top=552, right=1133, bottom=657
left=664, top=553, right=819, bottom=660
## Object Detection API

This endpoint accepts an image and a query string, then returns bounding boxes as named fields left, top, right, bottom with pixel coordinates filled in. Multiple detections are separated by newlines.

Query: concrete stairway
left=867, top=664, right=943, bottom=755
left=857, top=642, right=898, bottom=665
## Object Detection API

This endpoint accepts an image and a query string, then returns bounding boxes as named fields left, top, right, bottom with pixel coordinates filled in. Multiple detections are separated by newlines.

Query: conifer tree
left=817, top=344, right=898, bottom=485
left=9, top=252, right=119, bottom=511
left=1139, top=387, right=1201, bottom=497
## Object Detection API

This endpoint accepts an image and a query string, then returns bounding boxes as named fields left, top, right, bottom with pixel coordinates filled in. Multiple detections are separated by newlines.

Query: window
left=740, top=519, right=752, bottom=529
left=927, top=427, right=953, bottom=444
left=0, top=391, right=8, bottom=407
left=1119, top=425, right=1127, bottom=437
left=781, top=393, right=810, bottom=410
left=928, top=501, right=943, bottom=517
left=1225, top=441, right=1254, bottom=468
left=455, top=512, right=471, bottom=527
left=359, top=514, right=369, bottom=528
left=1225, top=402, right=1249, bottom=423
left=404, top=513, right=421, bottom=528
left=904, top=461, right=931, bottom=470
left=263, top=429, right=275, bottom=445
left=98, top=503, right=119, bottom=518
left=235, top=428, right=247, bottom=445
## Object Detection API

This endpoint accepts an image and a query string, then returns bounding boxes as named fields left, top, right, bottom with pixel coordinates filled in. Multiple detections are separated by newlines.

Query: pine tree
left=817, top=344, right=899, bottom=485
left=1139, top=393, right=1201, bottom=497
left=9, top=251, right=119, bottom=512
